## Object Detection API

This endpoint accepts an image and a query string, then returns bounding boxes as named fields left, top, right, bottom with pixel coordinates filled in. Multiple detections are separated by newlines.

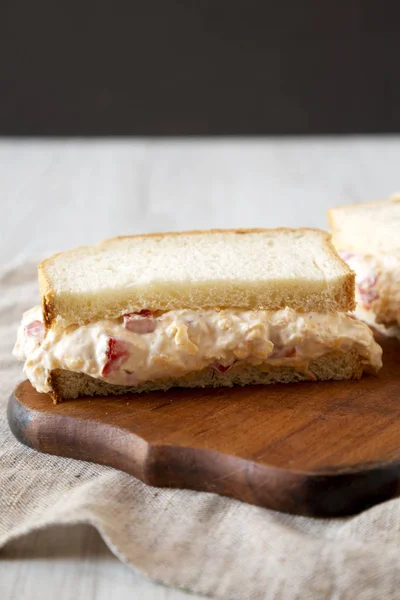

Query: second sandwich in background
left=329, top=194, right=400, bottom=336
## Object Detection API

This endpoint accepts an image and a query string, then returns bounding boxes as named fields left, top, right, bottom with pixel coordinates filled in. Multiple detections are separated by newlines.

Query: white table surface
left=1, top=137, right=400, bottom=599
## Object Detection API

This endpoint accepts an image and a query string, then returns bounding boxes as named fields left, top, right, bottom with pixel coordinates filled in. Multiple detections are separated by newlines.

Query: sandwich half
left=13, top=229, right=382, bottom=403
left=329, top=194, right=400, bottom=334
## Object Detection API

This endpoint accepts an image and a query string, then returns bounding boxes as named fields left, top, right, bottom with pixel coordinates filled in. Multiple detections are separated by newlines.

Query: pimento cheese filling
left=13, top=306, right=382, bottom=393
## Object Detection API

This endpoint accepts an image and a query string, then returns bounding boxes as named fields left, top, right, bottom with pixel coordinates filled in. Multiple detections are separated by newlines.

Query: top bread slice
left=38, top=228, right=355, bottom=328
left=328, top=194, right=400, bottom=256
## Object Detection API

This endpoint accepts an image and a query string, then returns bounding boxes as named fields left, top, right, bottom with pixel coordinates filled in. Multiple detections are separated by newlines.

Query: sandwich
left=328, top=194, right=400, bottom=335
left=13, top=229, right=382, bottom=403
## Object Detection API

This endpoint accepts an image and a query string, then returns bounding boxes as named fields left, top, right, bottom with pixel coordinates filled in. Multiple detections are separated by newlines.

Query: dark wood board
left=8, top=334, right=400, bottom=517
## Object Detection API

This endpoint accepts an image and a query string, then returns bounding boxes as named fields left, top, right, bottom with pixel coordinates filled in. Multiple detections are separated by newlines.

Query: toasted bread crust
left=38, top=265, right=57, bottom=329
left=38, top=228, right=355, bottom=328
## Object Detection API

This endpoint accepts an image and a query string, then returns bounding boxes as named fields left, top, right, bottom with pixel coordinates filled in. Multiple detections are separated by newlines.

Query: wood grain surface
left=8, top=333, right=400, bottom=518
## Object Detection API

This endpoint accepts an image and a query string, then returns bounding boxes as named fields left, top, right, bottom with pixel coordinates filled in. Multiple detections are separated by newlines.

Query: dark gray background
left=2, top=0, right=400, bottom=135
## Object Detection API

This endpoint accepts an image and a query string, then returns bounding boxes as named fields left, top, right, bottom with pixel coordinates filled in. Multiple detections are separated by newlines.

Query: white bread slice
left=39, top=228, right=355, bottom=328
left=328, top=194, right=400, bottom=256
left=49, top=349, right=364, bottom=402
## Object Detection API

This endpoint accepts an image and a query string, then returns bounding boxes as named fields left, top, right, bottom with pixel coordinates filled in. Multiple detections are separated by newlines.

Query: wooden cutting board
left=8, top=334, right=400, bottom=517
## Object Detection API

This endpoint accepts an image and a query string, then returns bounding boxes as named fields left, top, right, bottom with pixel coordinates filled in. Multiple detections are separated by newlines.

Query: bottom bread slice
left=48, top=349, right=364, bottom=403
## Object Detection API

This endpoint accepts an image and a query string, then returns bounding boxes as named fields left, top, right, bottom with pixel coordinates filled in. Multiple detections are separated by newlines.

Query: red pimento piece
left=123, top=310, right=156, bottom=334
left=102, top=338, right=130, bottom=376
left=213, top=363, right=234, bottom=374
left=284, top=347, right=296, bottom=358
left=358, top=274, right=379, bottom=309
left=24, top=320, right=45, bottom=342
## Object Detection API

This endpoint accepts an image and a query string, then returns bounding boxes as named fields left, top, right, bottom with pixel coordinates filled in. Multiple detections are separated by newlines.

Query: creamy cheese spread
left=13, top=306, right=382, bottom=393
left=340, top=252, right=400, bottom=327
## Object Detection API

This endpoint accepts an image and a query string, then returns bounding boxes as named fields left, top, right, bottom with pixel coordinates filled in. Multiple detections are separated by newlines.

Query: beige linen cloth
left=1, top=261, right=400, bottom=600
